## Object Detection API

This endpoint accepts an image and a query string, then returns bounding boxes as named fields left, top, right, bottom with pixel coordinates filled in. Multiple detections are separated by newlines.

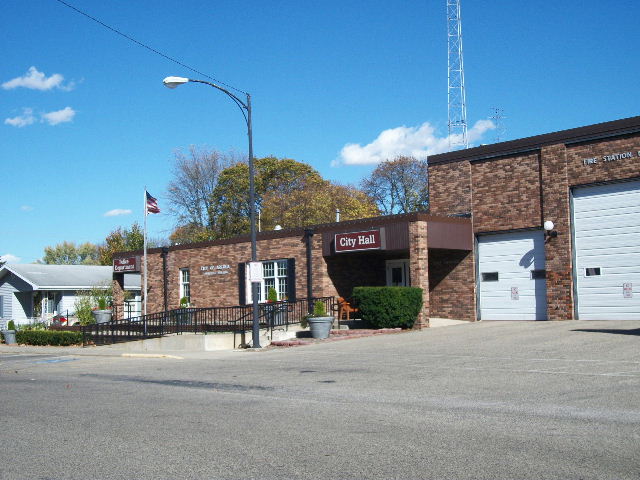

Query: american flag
left=146, top=192, right=160, bottom=214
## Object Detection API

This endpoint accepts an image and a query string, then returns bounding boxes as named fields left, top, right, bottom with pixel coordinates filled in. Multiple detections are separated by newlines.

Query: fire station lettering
left=335, top=230, right=381, bottom=253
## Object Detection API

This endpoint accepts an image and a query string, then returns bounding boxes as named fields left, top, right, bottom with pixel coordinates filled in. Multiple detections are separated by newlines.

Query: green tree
left=42, top=241, right=100, bottom=265
left=209, top=156, right=324, bottom=238
left=98, top=222, right=147, bottom=265
left=261, top=181, right=378, bottom=230
left=361, top=156, right=429, bottom=215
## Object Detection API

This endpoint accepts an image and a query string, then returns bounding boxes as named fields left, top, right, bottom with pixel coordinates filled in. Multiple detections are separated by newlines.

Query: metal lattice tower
left=489, top=107, right=507, bottom=143
left=447, top=0, right=468, bottom=150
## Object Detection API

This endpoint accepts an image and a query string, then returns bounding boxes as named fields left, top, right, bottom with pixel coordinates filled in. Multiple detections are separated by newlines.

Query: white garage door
left=478, top=231, right=547, bottom=320
left=573, top=180, right=640, bottom=320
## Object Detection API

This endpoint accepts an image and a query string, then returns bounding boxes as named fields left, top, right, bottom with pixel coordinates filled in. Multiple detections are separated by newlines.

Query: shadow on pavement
left=572, top=328, right=640, bottom=336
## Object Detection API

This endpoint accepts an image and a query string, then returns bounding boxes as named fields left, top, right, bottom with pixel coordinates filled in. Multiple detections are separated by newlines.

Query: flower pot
left=92, top=310, right=112, bottom=324
left=2, top=330, right=17, bottom=345
left=308, top=316, right=334, bottom=339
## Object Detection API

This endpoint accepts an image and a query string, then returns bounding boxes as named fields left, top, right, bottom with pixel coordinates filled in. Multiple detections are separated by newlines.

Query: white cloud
left=20, top=205, right=34, bottom=211
left=41, top=107, right=76, bottom=125
left=104, top=209, right=133, bottom=217
left=2, top=66, right=73, bottom=91
left=4, top=108, right=36, bottom=128
left=334, top=119, right=495, bottom=166
left=1, top=254, right=21, bottom=264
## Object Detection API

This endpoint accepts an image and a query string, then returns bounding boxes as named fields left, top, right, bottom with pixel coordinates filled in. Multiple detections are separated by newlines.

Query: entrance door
left=478, top=231, right=547, bottom=320
left=386, top=260, right=409, bottom=287
left=573, top=180, right=640, bottom=319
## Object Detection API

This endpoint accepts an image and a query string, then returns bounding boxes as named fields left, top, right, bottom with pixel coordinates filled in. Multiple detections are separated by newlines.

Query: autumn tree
left=41, top=241, right=100, bottom=265
left=360, top=156, right=429, bottom=215
left=260, top=181, right=378, bottom=229
left=166, top=146, right=239, bottom=242
left=98, top=222, right=147, bottom=265
left=209, top=156, right=324, bottom=238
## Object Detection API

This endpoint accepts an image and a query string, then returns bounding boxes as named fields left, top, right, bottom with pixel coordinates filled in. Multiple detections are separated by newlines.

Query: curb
left=269, top=328, right=403, bottom=348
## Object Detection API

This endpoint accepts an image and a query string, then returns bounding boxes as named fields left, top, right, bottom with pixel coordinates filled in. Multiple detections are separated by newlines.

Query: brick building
left=113, top=115, right=640, bottom=324
left=429, top=115, right=640, bottom=320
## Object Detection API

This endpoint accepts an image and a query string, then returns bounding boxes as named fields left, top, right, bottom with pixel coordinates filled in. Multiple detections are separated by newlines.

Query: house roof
left=0, top=264, right=140, bottom=290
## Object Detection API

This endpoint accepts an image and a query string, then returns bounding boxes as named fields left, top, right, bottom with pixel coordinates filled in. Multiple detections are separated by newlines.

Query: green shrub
left=351, top=287, right=423, bottom=329
left=267, top=287, right=278, bottom=303
left=313, top=300, right=327, bottom=317
left=7, top=320, right=16, bottom=331
left=15, top=330, right=83, bottom=346
left=74, top=292, right=95, bottom=326
left=18, top=322, right=47, bottom=331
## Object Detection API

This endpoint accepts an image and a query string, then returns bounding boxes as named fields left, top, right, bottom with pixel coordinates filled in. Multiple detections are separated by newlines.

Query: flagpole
left=143, top=187, right=148, bottom=316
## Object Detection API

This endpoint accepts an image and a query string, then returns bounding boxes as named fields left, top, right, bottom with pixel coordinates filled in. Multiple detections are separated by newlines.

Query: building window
left=179, top=268, right=191, bottom=304
left=481, top=272, right=499, bottom=282
left=245, top=259, right=292, bottom=303
left=261, top=260, right=288, bottom=301
left=531, top=270, right=546, bottom=279
left=585, top=267, right=601, bottom=277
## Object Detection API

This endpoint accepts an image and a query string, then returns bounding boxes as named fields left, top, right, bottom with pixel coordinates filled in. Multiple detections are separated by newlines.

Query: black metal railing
left=82, top=296, right=336, bottom=346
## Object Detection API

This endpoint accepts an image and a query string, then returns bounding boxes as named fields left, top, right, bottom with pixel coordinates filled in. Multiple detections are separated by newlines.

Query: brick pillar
left=540, top=145, right=574, bottom=320
left=112, top=274, right=125, bottom=321
left=409, top=220, right=430, bottom=328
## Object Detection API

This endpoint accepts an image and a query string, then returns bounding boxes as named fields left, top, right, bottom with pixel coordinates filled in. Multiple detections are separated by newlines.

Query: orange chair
left=337, top=297, right=359, bottom=322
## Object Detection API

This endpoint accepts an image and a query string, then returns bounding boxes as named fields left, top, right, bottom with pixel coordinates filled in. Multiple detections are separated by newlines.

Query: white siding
left=573, top=180, right=640, bottom=320
left=58, top=291, right=78, bottom=316
left=478, top=231, right=547, bottom=320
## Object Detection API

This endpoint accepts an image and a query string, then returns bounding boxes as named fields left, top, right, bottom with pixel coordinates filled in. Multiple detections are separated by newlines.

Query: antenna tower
left=447, top=0, right=468, bottom=150
left=489, top=107, right=506, bottom=143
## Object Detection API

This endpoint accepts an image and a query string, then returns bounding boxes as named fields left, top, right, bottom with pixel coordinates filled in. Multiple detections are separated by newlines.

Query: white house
left=0, top=264, right=140, bottom=327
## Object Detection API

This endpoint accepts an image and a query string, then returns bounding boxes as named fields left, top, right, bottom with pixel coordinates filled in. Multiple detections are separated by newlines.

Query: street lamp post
left=163, top=76, right=261, bottom=348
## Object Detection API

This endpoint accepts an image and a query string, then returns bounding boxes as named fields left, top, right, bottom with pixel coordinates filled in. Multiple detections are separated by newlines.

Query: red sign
left=113, top=257, right=139, bottom=272
left=335, top=230, right=382, bottom=253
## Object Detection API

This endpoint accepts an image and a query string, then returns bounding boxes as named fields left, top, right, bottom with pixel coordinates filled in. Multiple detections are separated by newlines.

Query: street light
left=163, top=75, right=261, bottom=348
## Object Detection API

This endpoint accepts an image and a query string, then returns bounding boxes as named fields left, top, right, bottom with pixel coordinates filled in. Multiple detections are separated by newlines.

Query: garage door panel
left=573, top=180, right=640, bottom=320
left=478, top=231, right=547, bottom=321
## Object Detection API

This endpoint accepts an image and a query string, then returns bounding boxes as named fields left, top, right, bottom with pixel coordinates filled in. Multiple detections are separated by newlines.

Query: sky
left=2, top=0, right=639, bottom=264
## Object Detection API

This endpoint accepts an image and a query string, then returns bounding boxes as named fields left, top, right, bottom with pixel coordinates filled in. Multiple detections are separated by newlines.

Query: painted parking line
left=34, top=357, right=77, bottom=364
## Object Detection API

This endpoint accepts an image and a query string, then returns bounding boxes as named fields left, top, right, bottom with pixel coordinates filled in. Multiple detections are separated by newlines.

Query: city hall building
left=113, top=115, right=640, bottom=324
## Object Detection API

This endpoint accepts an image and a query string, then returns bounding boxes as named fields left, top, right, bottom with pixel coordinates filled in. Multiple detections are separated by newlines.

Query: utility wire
left=54, top=0, right=247, bottom=95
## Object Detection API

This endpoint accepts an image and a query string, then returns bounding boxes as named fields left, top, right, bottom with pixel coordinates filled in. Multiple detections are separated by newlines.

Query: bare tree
left=360, top=156, right=429, bottom=215
left=166, top=146, right=241, bottom=230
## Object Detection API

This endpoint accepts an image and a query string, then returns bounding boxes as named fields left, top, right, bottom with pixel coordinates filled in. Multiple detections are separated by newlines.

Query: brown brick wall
left=429, top=162, right=471, bottom=216
left=428, top=249, right=475, bottom=320
left=409, top=220, right=429, bottom=328
left=472, top=153, right=542, bottom=232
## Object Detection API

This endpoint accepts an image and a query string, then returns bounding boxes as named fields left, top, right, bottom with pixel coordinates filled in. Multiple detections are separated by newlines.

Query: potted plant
left=1, top=320, right=17, bottom=345
left=91, top=285, right=112, bottom=324
left=306, top=300, right=334, bottom=339
left=177, top=296, right=191, bottom=325
left=265, top=287, right=287, bottom=327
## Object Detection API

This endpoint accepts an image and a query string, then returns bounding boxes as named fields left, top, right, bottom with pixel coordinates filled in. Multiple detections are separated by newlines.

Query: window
left=244, top=259, right=292, bottom=303
left=260, top=260, right=288, bottom=302
left=531, top=270, right=546, bottom=279
left=585, top=267, right=601, bottom=277
left=179, top=268, right=191, bottom=304
left=481, top=272, right=499, bottom=282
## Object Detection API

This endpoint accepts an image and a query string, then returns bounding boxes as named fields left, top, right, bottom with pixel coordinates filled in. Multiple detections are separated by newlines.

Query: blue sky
left=2, top=0, right=639, bottom=264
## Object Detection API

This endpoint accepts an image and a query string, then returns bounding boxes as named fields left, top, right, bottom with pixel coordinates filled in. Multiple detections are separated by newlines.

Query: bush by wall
left=15, top=330, right=83, bottom=346
left=352, top=287, right=423, bottom=329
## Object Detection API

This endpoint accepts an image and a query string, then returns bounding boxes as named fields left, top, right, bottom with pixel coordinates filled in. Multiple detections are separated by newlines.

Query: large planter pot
left=2, top=330, right=17, bottom=345
left=92, top=310, right=112, bottom=324
left=308, top=316, right=334, bottom=339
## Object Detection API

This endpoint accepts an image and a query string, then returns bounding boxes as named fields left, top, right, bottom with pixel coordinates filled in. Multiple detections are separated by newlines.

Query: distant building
left=0, top=264, right=140, bottom=327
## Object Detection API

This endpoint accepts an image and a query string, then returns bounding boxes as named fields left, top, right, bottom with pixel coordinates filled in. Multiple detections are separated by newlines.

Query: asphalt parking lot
left=1, top=320, right=639, bottom=479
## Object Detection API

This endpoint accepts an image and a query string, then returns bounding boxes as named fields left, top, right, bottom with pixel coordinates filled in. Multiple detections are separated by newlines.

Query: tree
left=98, top=222, right=147, bottom=266
left=361, top=156, right=429, bottom=215
left=42, top=241, right=100, bottom=265
left=260, top=181, right=378, bottom=229
left=166, top=147, right=239, bottom=227
left=209, top=156, right=324, bottom=238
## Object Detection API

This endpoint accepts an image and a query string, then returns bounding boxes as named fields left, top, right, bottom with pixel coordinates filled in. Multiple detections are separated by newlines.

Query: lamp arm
left=188, top=79, right=249, bottom=126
